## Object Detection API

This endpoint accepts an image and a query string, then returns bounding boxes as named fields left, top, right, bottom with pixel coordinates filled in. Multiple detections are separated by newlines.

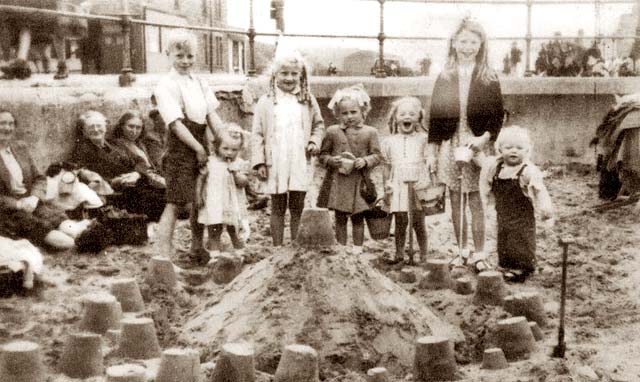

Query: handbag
left=360, top=171, right=378, bottom=205
left=414, top=172, right=446, bottom=216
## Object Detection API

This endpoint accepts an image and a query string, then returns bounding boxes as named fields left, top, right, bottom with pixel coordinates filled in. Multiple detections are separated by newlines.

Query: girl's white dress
left=198, top=156, right=248, bottom=227
left=382, top=132, right=430, bottom=212
left=267, top=88, right=310, bottom=194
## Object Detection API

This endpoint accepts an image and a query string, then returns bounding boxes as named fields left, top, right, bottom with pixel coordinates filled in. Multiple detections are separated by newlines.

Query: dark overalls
left=492, top=161, right=536, bottom=274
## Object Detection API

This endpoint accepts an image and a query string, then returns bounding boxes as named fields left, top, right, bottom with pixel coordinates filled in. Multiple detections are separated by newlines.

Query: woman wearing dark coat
left=69, top=110, right=165, bottom=222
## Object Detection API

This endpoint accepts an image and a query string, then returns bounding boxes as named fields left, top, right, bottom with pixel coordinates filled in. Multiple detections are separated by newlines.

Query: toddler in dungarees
left=153, top=30, right=226, bottom=265
left=480, top=126, right=554, bottom=282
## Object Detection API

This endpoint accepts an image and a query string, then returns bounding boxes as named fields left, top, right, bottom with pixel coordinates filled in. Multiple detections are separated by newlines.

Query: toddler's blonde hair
left=328, top=84, right=371, bottom=120
left=386, top=97, right=427, bottom=134
left=213, top=123, right=246, bottom=157
left=494, top=125, right=533, bottom=155
left=268, top=47, right=312, bottom=104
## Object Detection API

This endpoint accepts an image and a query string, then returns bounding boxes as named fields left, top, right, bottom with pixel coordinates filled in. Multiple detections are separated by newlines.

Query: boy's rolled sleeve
left=154, top=80, right=183, bottom=126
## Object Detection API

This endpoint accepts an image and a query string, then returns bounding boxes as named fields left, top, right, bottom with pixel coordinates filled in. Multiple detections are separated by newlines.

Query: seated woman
left=0, top=109, right=77, bottom=249
left=69, top=110, right=165, bottom=221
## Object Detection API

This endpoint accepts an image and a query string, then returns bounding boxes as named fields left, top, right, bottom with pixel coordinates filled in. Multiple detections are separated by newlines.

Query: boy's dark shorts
left=163, top=152, right=199, bottom=205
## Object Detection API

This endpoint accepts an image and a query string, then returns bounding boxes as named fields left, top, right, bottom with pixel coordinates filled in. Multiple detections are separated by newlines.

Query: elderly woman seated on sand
left=0, top=109, right=90, bottom=249
left=69, top=110, right=166, bottom=222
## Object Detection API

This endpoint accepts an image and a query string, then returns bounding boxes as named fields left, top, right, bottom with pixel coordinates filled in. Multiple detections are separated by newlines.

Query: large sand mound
left=181, top=247, right=461, bottom=373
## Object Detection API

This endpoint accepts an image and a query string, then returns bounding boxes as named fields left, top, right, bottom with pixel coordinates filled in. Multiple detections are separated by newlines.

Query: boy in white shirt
left=153, top=31, right=226, bottom=265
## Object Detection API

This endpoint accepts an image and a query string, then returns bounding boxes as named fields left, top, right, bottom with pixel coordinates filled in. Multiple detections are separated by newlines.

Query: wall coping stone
left=1, top=74, right=639, bottom=101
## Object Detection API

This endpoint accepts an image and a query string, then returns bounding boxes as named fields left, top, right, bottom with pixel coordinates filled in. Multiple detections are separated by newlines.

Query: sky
left=227, top=0, right=637, bottom=71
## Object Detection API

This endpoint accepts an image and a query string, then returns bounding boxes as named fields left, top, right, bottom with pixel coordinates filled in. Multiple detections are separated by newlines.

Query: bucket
left=338, top=158, right=355, bottom=175
left=454, top=146, right=474, bottom=164
left=338, top=152, right=356, bottom=175
left=415, top=183, right=446, bottom=216
left=364, top=207, right=392, bottom=240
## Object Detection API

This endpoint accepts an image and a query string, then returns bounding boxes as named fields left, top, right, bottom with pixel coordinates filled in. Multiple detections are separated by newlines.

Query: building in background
left=83, top=0, right=246, bottom=74
left=614, top=4, right=638, bottom=60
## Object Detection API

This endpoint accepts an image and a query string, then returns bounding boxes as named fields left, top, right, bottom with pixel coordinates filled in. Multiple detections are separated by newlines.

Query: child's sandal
left=471, top=259, right=491, bottom=274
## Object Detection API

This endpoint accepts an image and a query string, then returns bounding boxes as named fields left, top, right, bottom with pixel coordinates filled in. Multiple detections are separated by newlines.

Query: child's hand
left=354, top=158, right=366, bottom=170
left=469, top=132, right=490, bottom=152
left=306, top=142, right=319, bottom=156
left=384, top=183, right=393, bottom=196
left=17, top=196, right=39, bottom=213
left=255, top=165, right=268, bottom=180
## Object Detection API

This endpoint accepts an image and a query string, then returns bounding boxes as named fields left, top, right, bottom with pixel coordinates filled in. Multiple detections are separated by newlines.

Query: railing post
left=247, top=0, right=257, bottom=77
left=375, top=0, right=386, bottom=78
left=525, top=0, right=532, bottom=73
left=119, top=0, right=135, bottom=87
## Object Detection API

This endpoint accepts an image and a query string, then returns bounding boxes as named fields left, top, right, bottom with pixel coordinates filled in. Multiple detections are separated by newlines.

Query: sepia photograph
left=0, top=0, right=639, bottom=381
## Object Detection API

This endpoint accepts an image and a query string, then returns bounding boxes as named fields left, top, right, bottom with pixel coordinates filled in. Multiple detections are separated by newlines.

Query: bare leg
left=189, top=202, right=205, bottom=254
left=52, top=30, right=68, bottom=79
left=335, top=211, right=348, bottom=245
left=16, top=28, right=31, bottom=61
left=449, top=190, right=468, bottom=249
left=468, top=191, right=485, bottom=253
left=351, top=213, right=365, bottom=247
left=156, top=203, right=179, bottom=257
left=288, top=191, right=306, bottom=241
left=42, top=43, right=52, bottom=73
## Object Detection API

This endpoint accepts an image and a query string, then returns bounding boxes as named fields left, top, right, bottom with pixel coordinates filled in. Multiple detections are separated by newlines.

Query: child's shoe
left=351, top=246, right=363, bottom=255
left=58, top=219, right=92, bottom=240
left=469, top=251, right=490, bottom=273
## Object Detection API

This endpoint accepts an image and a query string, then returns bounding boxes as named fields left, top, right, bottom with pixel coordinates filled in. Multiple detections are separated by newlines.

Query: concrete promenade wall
left=1, top=74, right=639, bottom=169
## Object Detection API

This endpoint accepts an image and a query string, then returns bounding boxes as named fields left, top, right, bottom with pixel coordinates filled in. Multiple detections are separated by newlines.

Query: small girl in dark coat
left=318, top=85, right=382, bottom=254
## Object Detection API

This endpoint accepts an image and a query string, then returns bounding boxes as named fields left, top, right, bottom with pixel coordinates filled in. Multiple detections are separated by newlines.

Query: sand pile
left=180, top=246, right=461, bottom=374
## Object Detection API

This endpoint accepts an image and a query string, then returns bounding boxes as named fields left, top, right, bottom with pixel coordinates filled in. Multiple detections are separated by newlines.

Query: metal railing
left=1, top=0, right=639, bottom=85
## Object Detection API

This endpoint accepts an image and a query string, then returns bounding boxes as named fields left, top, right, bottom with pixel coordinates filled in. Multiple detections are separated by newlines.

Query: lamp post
left=375, top=0, right=386, bottom=78
left=118, top=0, right=135, bottom=87
left=247, top=0, right=256, bottom=76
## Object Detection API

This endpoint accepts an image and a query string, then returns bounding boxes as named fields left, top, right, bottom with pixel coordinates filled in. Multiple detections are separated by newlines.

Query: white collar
left=275, top=86, right=300, bottom=98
